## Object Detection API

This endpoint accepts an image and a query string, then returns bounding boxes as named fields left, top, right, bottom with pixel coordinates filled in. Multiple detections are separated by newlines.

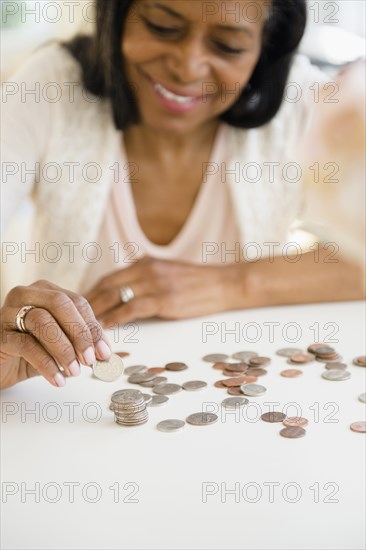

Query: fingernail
left=68, top=360, right=80, bottom=377
left=96, top=340, right=112, bottom=360
left=54, top=372, right=66, bottom=387
left=83, top=346, right=96, bottom=366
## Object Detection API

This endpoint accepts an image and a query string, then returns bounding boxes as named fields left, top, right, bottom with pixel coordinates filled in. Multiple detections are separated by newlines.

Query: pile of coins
left=111, top=389, right=149, bottom=426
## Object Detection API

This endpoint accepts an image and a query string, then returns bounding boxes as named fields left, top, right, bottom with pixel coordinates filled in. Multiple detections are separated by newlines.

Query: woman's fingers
left=100, top=295, right=160, bottom=327
left=88, top=280, right=150, bottom=318
left=6, top=284, right=111, bottom=366
left=4, top=331, right=67, bottom=387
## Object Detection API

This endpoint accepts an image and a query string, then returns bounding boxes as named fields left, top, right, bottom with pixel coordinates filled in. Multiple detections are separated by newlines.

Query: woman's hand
left=0, top=280, right=112, bottom=389
left=85, top=257, right=240, bottom=327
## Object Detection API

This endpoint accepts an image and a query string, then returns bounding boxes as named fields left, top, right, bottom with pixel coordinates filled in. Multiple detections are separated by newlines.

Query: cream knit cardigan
left=1, top=45, right=327, bottom=293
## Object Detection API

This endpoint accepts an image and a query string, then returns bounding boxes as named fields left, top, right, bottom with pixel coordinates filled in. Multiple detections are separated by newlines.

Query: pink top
left=82, top=123, right=241, bottom=292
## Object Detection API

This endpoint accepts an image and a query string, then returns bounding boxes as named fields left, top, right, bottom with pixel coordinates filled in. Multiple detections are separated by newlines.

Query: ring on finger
left=15, top=305, right=35, bottom=334
left=120, top=285, right=135, bottom=304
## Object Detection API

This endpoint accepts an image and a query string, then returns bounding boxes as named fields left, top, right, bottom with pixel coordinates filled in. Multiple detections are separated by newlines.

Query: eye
left=143, top=19, right=180, bottom=37
left=215, top=42, right=245, bottom=55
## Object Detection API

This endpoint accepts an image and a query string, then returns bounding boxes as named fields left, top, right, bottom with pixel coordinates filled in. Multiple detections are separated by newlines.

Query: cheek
left=122, top=27, right=162, bottom=65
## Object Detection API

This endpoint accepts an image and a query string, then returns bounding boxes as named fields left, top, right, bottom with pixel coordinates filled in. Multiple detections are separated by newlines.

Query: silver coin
left=124, top=365, right=148, bottom=375
left=128, top=371, right=157, bottom=384
left=358, top=393, right=366, bottom=403
left=147, top=395, right=169, bottom=407
left=316, top=355, right=343, bottom=364
left=221, top=397, right=249, bottom=408
left=142, top=393, right=152, bottom=404
left=202, top=353, right=229, bottom=363
left=321, top=370, right=351, bottom=381
left=324, top=362, right=348, bottom=370
left=92, top=353, right=124, bottom=382
left=276, top=348, right=304, bottom=358
left=232, top=351, right=258, bottom=361
left=153, top=383, right=182, bottom=395
left=140, top=376, right=168, bottom=388
left=157, top=419, right=185, bottom=432
left=182, top=380, right=207, bottom=391
left=186, top=412, right=218, bottom=426
left=111, top=389, right=143, bottom=403
left=240, top=383, right=267, bottom=396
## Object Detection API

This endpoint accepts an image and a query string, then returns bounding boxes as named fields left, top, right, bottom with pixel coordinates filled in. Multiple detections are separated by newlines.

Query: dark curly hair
left=62, top=0, right=307, bottom=130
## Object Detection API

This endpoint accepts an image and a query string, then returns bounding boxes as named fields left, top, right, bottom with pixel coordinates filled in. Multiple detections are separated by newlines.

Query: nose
left=166, top=35, right=210, bottom=84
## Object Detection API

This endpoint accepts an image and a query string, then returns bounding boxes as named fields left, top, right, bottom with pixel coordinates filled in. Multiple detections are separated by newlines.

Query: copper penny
left=214, top=380, right=227, bottom=389
left=223, top=370, right=247, bottom=377
left=249, top=356, right=271, bottom=367
left=222, top=376, right=250, bottom=387
left=280, top=369, right=303, bottom=378
left=239, top=375, right=258, bottom=384
left=212, top=362, right=229, bottom=371
left=246, top=367, right=267, bottom=377
left=147, top=367, right=166, bottom=375
left=261, top=411, right=287, bottom=423
left=224, top=363, right=248, bottom=373
left=324, top=362, right=347, bottom=370
left=280, top=426, right=306, bottom=438
left=116, top=351, right=130, bottom=358
left=289, top=353, right=314, bottom=364
left=316, top=355, right=342, bottom=363
left=353, top=356, right=366, bottom=367
left=307, top=343, right=326, bottom=354
left=350, top=421, right=366, bottom=433
left=165, top=362, right=188, bottom=371
left=283, top=417, right=309, bottom=428
left=227, top=386, right=243, bottom=396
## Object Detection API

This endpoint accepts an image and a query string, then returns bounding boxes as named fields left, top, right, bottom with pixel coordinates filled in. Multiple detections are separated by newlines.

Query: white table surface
left=1, top=301, right=365, bottom=550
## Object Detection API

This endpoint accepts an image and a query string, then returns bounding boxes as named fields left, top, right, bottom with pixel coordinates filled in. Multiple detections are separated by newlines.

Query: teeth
left=154, top=82, right=195, bottom=104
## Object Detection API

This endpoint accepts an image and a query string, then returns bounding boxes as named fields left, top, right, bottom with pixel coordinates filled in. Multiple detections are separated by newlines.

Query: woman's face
left=122, top=0, right=268, bottom=134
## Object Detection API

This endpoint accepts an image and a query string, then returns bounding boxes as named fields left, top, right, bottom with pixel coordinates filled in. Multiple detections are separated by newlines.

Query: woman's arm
left=228, top=247, right=365, bottom=310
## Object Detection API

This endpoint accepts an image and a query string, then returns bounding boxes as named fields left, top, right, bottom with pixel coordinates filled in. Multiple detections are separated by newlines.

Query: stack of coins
left=307, top=344, right=342, bottom=363
left=111, top=389, right=148, bottom=426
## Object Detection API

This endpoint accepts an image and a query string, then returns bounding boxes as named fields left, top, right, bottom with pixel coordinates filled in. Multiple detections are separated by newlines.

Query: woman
left=1, top=0, right=363, bottom=389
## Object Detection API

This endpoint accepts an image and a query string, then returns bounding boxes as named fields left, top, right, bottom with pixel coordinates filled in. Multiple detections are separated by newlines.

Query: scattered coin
left=283, top=417, right=309, bottom=428
left=276, top=347, right=304, bottom=357
left=324, top=362, right=347, bottom=370
left=221, top=397, right=249, bottom=408
left=307, top=343, right=327, bottom=354
left=93, top=353, right=124, bottom=382
left=232, top=351, right=258, bottom=361
left=249, top=356, right=271, bottom=367
left=358, top=393, right=366, bottom=403
left=227, top=386, right=244, bottom=396
left=316, top=354, right=343, bottom=363
left=280, top=369, right=303, bottom=378
left=186, top=412, right=218, bottom=426
left=214, top=380, right=227, bottom=389
left=223, top=363, right=248, bottom=374
left=212, top=362, right=229, bottom=370
left=245, top=368, right=267, bottom=377
left=353, top=356, right=366, bottom=367
left=240, top=384, right=267, bottom=397
left=124, top=365, right=148, bottom=375
left=111, top=389, right=148, bottom=426
left=157, top=419, right=185, bottom=433
left=288, top=353, right=314, bottom=364
left=153, top=383, right=182, bottom=395
left=182, top=380, right=207, bottom=391
left=147, top=395, right=169, bottom=407
left=313, top=346, right=336, bottom=356
left=321, top=370, right=351, bottom=381
left=280, top=426, right=306, bottom=438
left=165, top=362, right=188, bottom=371
left=139, top=376, right=168, bottom=388
left=222, top=375, right=253, bottom=387
left=147, top=367, right=166, bottom=375
left=128, top=371, right=157, bottom=384
left=202, top=353, right=229, bottom=363
left=115, top=351, right=130, bottom=358
left=261, top=411, right=287, bottom=423
left=350, top=421, right=366, bottom=433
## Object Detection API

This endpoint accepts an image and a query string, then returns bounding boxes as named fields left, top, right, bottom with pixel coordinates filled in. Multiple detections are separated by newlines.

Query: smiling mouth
left=153, top=82, right=198, bottom=104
